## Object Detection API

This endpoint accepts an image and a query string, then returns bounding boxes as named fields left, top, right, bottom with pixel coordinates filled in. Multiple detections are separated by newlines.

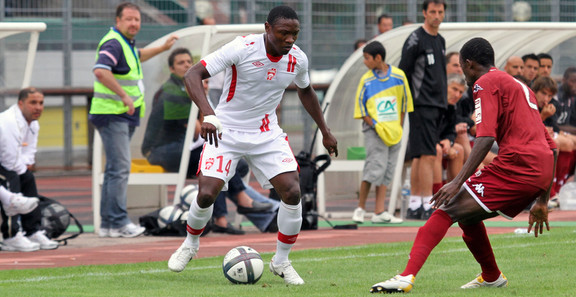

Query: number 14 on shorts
left=205, top=155, right=232, bottom=176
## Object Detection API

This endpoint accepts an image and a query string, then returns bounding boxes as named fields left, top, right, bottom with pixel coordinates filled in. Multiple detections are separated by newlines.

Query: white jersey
left=202, top=33, right=311, bottom=132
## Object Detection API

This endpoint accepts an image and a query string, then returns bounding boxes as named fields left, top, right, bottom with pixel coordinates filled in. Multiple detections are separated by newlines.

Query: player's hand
left=201, top=122, right=222, bottom=147
left=431, top=181, right=459, bottom=207
left=527, top=201, right=550, bottom=238
left=322, top=132, right=338, bottom=157
left=121, top=95, right=135, bottom=115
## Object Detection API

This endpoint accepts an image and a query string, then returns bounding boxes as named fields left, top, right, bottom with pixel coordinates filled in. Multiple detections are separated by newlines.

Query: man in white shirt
left=0, top=87, right=58, bottom=252
left=167, top=6, right=338, bottom=285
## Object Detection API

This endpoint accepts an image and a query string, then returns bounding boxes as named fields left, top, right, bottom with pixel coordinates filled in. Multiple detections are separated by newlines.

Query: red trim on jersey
left=267, top=53, right=282, bottom=63
left=186, top=224, right=205, bottom=236
left=287, top=54, right=296, bottom=72
left=277, top=232, right=299, bottom=244
left=200, top=60, right=207, bottom=67
left=225, top=65, right=237, bottom=102
left=260, top=114, right=270, bottom=132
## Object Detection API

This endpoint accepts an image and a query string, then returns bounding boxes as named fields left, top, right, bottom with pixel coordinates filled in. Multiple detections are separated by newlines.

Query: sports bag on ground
left=38, top=196, right=83, bottom=245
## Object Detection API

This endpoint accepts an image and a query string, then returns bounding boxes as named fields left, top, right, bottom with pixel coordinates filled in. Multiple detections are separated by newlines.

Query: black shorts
left=408, top=106, right=443, bottom=159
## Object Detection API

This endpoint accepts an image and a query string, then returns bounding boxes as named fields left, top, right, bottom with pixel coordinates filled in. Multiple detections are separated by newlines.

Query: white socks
left=408, top=195, right=422, bottom=210
left=274, top=201, right=302, bottom=264
left=184, top=198, right=213, bottom=249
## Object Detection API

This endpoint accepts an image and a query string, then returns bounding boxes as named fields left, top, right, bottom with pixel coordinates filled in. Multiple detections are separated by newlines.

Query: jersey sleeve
left=401, top=72, right=414, bottom=113
left=398, top=31, right=419, bottom=82
left=94, top=39, right=122, bottom=70
left=202, top=36, right=245, bottom=77
left=473, top=80, right=499, bottom=138
left=353, top=74, right=368, bottom=119
left=293, top=51, right=310, bottom=88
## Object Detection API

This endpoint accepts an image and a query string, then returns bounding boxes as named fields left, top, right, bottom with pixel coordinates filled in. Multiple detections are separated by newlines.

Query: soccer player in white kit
left=168, top=6, right=339, bottom=285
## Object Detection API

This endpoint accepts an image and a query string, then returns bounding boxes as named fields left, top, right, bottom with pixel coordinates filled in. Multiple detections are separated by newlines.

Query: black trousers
left=0, top=165, right=41, bottom=239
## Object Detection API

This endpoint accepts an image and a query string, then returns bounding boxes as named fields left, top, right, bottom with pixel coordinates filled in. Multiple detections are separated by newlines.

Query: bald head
left=504, top=56, right=524, bottom=77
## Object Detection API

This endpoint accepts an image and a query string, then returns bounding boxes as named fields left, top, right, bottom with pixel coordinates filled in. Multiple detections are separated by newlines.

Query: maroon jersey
left=473, top=68, right=555, bottom=190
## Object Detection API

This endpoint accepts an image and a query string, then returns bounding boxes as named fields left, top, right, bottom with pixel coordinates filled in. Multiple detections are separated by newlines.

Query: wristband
left=203, top=115, right=222, bottom=133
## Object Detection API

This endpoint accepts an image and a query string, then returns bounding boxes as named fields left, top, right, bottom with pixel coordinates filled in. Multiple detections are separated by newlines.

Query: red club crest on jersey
left=205, top=158, right=214, bottom=170
left=252, top=61, right=264, bottom=67
left=267, top=68, right=277, bottom=80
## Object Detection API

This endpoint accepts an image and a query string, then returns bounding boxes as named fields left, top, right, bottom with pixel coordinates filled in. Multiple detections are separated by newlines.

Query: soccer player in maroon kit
left=370, top=37, right=557, bottom=294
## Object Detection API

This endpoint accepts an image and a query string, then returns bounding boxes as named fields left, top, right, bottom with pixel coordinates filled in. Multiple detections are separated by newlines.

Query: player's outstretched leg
left=168, top=198, right=212, bottom=272
left=370, top=274, right=414, bottom=294
left=269, top=201, right=304, bottom=285
left=461, top=273, right=507, bottom=289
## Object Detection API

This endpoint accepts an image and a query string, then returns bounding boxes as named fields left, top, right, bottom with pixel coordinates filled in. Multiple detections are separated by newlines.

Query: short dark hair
left=532, top=76, right=558, bottom=95
left=446, top=51, right=459, bottom=64
left=460, top=37, right=494, bottom=67
left=168, top=48, right=192, bottom=68
left=18, top=87, right=42, bottom=102
left=537, top=53, right=553, bottom=64
left=354, top=39, right=367, bottom=50
left=267, top=6, right=299, bottom=26
left=563, top=66, right=576, bottom=80
left=378, top=14, right=392, bottom=24
left=363, top=41, right=386, bottom=61
left=116, top=2, right=140, bottom=19
left=423, top=0, right=447, bottom=11
left=522, top=53, right=539, bottom=63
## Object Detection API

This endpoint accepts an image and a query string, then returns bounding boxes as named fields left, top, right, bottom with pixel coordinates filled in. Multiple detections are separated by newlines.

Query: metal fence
left=1, top=0, right=576, bottom=169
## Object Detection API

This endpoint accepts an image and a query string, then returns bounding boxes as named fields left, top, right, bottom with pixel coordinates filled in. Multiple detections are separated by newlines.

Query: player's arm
left=432, top=136, right=494, bottom=206
left=183, top=62, right=221, bottom=147
left=297, top=85, right=338, bottom=157
left=528, top=127, right=557, bottom=237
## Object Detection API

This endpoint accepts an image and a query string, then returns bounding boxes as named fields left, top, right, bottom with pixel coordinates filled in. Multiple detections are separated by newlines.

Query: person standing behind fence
left=90, top=2, right=178, bottom=238
left=351, top=41, right=413, bottom=224
left=0, top=87, right=59, bottom=252
left=167, top=5, right=338, bottom=285
left=399, top=0, right=447, bottom=220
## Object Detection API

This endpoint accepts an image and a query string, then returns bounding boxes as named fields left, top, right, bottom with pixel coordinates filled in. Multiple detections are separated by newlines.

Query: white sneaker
left=461, top=273, right=508, bottom=289
left=28, top=230, right=58, bottom=250
left=370, top=274, right=415, bottom=293
left=3, top=193, right=39, bottom=217
left=269, top=257, right=305, bottom=285
left=98, top=228, right=110, bottom=238
left=352, top=207, right=366, bottom=223
left=371, top=211, right=403, bottom=224
left=168, top=242, right=197, bottom=272
left=1, top=231, right=40, bottom=252
left=109, top=223, right=145, bottom=238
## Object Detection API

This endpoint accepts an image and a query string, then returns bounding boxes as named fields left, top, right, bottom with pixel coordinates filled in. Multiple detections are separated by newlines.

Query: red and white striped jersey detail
left=225, top=65, right=237, bottom=102
left=287, top=54, right=296, bottom=72
left=260, top=114, right=270, bottom=132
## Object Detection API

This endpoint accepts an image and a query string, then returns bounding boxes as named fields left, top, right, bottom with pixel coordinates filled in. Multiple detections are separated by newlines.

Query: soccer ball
left=158, top=205, right=185, bottom=228
left=180, top=184, right=199, bottom=210
left=222, top=246, right=264, bottom=284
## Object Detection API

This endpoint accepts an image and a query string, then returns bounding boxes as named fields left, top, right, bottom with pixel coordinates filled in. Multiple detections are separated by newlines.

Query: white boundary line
left=1, top=239, right=573, bottom=284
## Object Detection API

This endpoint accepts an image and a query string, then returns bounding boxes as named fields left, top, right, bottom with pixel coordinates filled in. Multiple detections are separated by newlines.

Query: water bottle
left=400, top=180, right=411, bottom=219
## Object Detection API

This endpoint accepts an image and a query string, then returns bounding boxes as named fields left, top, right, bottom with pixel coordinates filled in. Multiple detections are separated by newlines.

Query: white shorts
left=198, top=128, right=298, bottom=190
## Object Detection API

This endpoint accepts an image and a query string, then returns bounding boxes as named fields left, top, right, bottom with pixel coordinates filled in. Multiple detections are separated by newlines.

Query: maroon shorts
left=463, top=167, right=545, bottom=219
